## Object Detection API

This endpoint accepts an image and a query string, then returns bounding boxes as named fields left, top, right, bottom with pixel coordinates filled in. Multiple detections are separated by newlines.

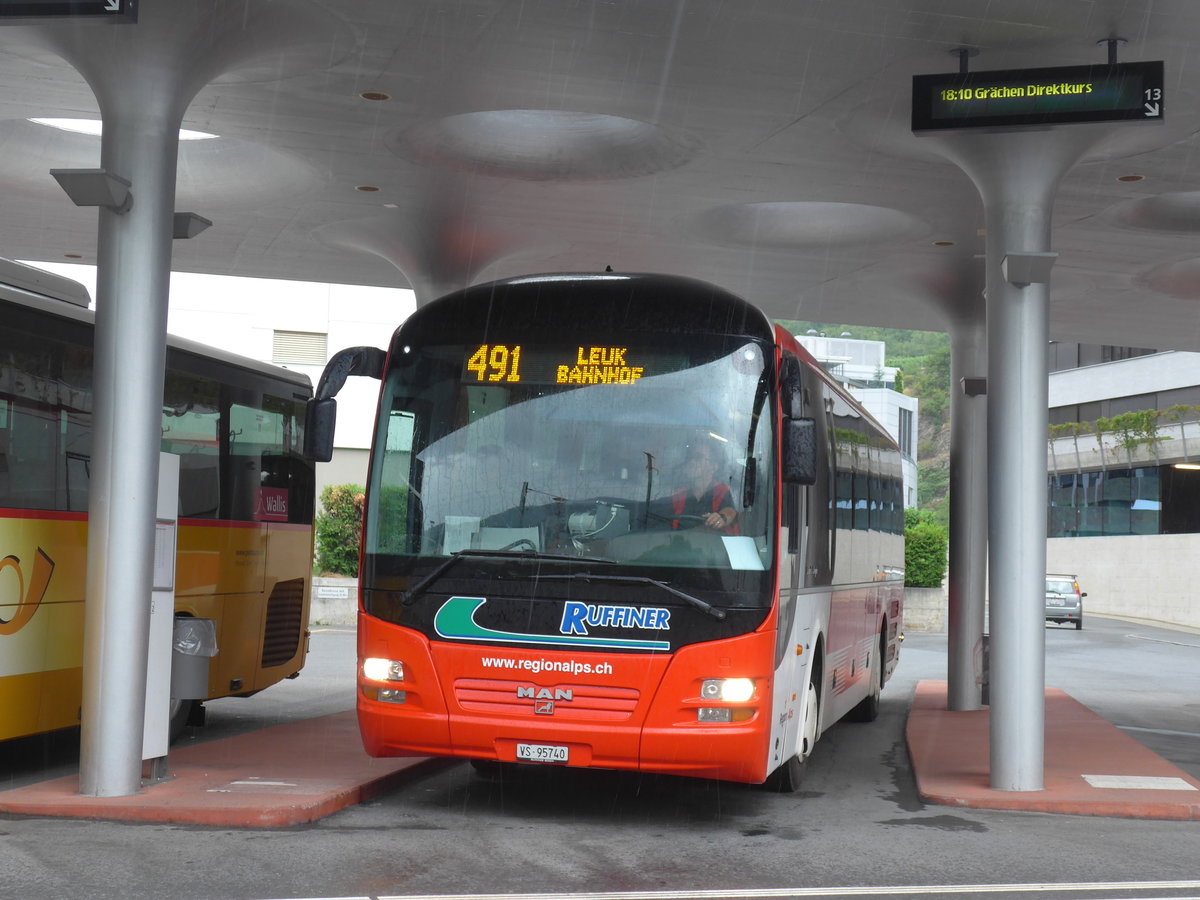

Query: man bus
left=309, top=272, right=902, bottom=790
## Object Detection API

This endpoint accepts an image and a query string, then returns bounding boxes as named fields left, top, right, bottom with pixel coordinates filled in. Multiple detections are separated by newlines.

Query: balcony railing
left=1047, top=406, right=1200, bottom=473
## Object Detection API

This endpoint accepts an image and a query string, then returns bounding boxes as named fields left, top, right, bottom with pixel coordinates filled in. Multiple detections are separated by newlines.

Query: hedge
left=905, top=519, right=948, bottom=588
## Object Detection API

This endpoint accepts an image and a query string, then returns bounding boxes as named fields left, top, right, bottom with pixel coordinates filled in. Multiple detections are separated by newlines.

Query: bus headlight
left=363, top=657, right=405, bottom=682
left=700, top=677, right=754, bottom=702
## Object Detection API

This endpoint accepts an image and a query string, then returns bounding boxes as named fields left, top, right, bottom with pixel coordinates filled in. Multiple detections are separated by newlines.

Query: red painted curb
left=906, top=681, right=1200, bottom=820
left=0, top=711, right=440, bottom=827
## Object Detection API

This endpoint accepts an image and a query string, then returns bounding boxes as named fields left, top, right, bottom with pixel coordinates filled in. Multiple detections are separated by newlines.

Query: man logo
left=0, top=548, right=55, bottom=636
left=535, top=700, right=555, bottom=715
left=516, top=686, right=573, bottom=701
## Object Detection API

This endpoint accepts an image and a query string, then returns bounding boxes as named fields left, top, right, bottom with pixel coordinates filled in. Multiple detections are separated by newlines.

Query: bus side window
left=3, top=401, right=58, bottom=510
left=780, top=352, right=803, bottom=551
left=162, top=374, right=220, bottom=518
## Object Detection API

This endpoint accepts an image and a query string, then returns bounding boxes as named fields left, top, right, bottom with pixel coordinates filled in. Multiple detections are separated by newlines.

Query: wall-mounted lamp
left=1002, top=251, right=1057, bottom=288
left=173, top=212, right=213, bottom=240
left=51, top=168, right=132, bottom=214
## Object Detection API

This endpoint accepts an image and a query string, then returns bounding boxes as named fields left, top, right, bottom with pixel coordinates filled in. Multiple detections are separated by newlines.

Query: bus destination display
left=465, top=344, right=646, bottom=385
left=912, top=61, right=1163, bottom=132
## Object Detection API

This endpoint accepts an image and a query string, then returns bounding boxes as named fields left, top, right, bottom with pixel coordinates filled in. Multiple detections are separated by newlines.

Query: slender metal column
left=77, top=100, right=183, bottom=796
left=946, top=309, right=987, bottom=711
left=30, top=0, right=348, bottom=798
left=38, top=8, right=215, bottom=799
left=984, top=220, right=1050, bottom=791
left=33, top=0, right=347, bottom=797
left=931, top=125, right=1111, bottom=790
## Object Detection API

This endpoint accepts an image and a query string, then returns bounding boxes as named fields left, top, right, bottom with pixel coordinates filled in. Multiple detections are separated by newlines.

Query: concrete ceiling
left=3, top=0, right=1200, bottom=349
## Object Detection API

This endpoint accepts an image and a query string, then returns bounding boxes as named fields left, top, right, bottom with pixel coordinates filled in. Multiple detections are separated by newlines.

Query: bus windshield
left=364, top=336, right=776, bottom=592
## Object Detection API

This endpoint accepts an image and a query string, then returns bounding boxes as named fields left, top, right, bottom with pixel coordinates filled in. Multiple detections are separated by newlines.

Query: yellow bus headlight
left=700, top=677, right=754, bottom=702
left=362, top=657, right=405, bottom=682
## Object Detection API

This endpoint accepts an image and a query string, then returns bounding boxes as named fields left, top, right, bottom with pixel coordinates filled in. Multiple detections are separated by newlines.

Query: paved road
left=2, top=617, right=1198, bottom=900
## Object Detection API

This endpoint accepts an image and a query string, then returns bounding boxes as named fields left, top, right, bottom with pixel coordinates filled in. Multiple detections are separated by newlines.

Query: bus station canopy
left=0, top=1, right=1199, bottom=350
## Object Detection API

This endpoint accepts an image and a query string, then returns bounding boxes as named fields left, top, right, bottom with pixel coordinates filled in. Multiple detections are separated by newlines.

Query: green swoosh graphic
left=434, top=596, right=671, bottom=651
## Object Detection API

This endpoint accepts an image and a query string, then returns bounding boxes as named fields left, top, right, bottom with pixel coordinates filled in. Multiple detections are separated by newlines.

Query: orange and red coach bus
left=309, top=272, right=902, bottom=789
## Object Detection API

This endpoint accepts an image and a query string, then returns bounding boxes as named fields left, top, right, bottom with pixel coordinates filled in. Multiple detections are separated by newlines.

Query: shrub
left=904, top=507, right=931, bottom=529
left=314, top=483, right=365, bottom=576
left=905, top=520, right=948, bottom=588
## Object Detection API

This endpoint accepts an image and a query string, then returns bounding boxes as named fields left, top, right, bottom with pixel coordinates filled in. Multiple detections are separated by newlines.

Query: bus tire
left=766, top=666, right=820, bottom=793
left=167, top=698, right=196, bottom=743
left=847, top=626, right=885, bottom=723
left=469, top=758, right=507, bottom=779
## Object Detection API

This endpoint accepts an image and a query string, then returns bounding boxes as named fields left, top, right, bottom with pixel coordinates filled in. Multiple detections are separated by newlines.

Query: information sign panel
left=912, top=61, right=1163, bottom=132
left=0, top=0, right=136, bottom=23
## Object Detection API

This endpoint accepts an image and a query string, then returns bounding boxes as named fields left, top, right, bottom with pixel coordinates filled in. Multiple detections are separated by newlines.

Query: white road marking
left=229, top=780, right=299, bottom=786
left=1124, top=634, right=1200, bottom=650
left=353, top=880, right=1200, bottom=900
left=1082, top=774, right=1197, bottom=791
left=1119, top=725, right=1200, bottom=739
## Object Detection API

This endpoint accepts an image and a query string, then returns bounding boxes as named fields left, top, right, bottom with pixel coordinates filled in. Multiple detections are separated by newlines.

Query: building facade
left=1046, top=343, right=1200, bottom=628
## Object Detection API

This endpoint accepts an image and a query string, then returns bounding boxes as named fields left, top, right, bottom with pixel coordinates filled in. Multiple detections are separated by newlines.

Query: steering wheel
left=499, top=538, right=538, bottom=551
left=644, top=511, right=709, bottom=528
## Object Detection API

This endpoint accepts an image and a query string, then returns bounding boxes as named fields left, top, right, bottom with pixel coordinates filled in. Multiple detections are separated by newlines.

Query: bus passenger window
left=2, top=402, right=58, bottom=510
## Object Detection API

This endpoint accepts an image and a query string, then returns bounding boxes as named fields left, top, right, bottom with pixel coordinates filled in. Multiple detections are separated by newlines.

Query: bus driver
left=672, top=442, right=738, bottom=533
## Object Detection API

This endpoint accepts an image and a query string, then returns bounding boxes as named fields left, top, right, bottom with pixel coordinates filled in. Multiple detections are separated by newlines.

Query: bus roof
left=0, top=258, right=91, bottom=307
left=0, top=259, right=312, bottom=393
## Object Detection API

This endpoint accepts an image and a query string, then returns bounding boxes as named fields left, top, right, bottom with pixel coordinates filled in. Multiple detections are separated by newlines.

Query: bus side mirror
left=782, top=417, right=817, bottom=485
left=304, top=397, right=337, bottom=463
left=303, top=346, right=387, bottom=464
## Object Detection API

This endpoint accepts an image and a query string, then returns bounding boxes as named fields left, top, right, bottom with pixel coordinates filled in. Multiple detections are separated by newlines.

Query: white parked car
left=1045, top=574, right=1087, bottom=630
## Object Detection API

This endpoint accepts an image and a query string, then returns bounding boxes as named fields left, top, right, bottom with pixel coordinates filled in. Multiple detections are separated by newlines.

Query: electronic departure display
left=0, top=0, right=138, bottom=22
left=464, top=344, right=647, bottom=385
left=912, top=61, right=1163, bottom=132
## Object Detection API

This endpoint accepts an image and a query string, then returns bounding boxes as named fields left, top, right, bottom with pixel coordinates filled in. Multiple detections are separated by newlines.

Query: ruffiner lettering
left=560, top=601, right=671, bottom=635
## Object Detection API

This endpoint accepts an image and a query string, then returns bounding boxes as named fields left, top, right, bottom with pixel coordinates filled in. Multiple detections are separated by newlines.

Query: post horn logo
left=0, top=549, right=56, bottom=636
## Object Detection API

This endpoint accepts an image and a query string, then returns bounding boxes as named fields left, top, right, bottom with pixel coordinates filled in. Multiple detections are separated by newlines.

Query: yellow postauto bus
left=0, top=261, right=315, bottom=742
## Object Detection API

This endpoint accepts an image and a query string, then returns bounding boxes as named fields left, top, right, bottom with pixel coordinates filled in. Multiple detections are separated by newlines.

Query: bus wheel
left=847, top=629, right=885, bottom=723
left=469, top=758, right=507, bottom=779
left=766, top=670, right=820, bottom=793
left=167, top=699, right=195, bottom=743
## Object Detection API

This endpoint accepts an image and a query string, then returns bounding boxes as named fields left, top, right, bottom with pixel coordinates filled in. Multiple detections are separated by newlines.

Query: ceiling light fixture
left=356, top=185, right=380, bottom=192
left=29, top=117, right=217, bottom=140
left=1116, top=174, right=1145, bottom=183
left=359, top=91, right=391, bottom=101
left=933, top=240, right=955, bottom=247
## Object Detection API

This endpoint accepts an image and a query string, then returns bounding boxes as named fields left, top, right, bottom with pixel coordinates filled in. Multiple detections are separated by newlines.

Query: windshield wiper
left=536, top=573, right=727, bottom=621
left=401, top=548, right=616, bottom=606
